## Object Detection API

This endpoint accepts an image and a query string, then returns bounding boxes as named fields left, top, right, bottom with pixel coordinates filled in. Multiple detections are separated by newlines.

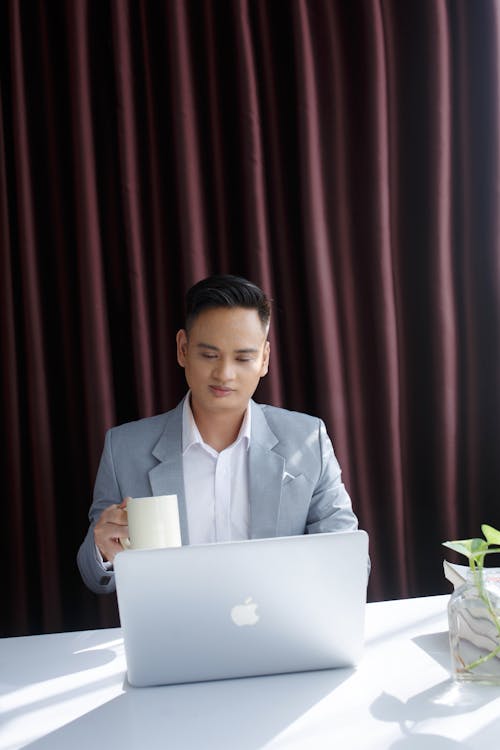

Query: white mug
left=121, top=495, right=181, bottom=551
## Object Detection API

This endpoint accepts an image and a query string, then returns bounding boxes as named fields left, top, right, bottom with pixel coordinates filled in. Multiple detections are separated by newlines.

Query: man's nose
left=213, top=358, right=235, bottom=381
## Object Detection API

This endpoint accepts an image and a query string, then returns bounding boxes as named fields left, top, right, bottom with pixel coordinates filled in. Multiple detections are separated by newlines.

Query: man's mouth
left=209, top=385, right=234, bottom=397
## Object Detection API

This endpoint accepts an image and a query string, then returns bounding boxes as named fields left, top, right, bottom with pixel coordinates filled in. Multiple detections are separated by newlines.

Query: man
left=77, top=275, right=361, bottom=594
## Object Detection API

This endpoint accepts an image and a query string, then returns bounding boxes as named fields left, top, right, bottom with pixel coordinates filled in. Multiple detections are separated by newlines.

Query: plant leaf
left=442, top=540, right=474, bottom=558
left=442, top=538, right=490, bottom=560
left=482, top=525, right=500, bottom=546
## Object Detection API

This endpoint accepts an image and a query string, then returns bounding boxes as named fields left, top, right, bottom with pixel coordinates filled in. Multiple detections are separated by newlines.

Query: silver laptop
left=114, top=530, right=369, bottom=687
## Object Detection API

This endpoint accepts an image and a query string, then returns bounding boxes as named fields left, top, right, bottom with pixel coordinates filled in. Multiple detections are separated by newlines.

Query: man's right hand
left=94, top=498, right=130, bottom=563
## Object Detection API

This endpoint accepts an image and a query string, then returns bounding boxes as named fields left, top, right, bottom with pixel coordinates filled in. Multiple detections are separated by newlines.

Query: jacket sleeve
left=305, top=419, right=359, bottom=534
left=77, top=429, right=121, bottom=595
left=306, top=420, right=370, bottom=577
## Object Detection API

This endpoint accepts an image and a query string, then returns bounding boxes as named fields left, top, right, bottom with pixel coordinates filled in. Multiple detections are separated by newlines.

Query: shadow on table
left=25, top=666, right=354, bottom=750
left=1, top=632, right=123, bottom=732
left=2, top=630, right=119, bottom=685
left=411, top=631, right=452, bottom=671
left=370, top=630, right=500, bottom=750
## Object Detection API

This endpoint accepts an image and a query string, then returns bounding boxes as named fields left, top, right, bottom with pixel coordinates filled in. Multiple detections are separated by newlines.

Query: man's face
left=176, top=306, right=270, bottom=418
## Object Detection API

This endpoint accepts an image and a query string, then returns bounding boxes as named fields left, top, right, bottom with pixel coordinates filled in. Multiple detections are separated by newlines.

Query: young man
left=77, top=275, right=360, bottom=593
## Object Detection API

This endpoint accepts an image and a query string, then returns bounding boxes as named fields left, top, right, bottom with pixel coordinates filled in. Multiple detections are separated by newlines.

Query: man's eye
left=202, top=353, right=217, bottom=359
left=236, top=357, right=253, bottom=362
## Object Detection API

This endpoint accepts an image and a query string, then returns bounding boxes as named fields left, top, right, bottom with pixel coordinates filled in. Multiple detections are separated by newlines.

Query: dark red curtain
left=1, top=0, right=500, bottom=636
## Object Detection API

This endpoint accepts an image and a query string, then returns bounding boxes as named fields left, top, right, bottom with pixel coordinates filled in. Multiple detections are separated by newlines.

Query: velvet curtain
left=1, top=0, right=500, bottom=636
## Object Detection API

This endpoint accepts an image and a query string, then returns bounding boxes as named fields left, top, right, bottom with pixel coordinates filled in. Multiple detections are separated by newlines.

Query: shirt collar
left=182, top=392, right=251, bottom=455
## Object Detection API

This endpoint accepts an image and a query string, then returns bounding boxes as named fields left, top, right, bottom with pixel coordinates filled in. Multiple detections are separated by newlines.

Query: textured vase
left=448, top=570, right=500, bottom=684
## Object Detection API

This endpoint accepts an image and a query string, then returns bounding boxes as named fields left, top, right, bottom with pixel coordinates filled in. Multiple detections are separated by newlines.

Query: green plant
left=443, top=524, right=500, bottom=673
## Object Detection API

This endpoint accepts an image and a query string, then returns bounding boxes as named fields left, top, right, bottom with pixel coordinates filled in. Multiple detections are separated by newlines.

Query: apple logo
left=230, top=597, right=260, bottom=626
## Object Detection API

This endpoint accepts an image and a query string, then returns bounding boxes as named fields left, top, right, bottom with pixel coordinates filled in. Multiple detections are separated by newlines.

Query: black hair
left=185, top=274, right=271, bottom=332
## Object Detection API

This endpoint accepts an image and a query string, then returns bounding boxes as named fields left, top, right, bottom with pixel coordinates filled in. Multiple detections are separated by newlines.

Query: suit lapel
left=248, top=402, right=284, bottom=538
left=148, top=400, right=190, bottom=544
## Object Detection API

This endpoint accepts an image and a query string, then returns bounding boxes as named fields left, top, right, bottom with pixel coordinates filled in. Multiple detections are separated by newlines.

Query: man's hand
left=94, top=497, right=130, bottom=563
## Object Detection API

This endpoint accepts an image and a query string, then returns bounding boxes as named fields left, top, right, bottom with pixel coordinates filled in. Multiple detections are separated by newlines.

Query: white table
left=1, top=595, right=499, bottom=749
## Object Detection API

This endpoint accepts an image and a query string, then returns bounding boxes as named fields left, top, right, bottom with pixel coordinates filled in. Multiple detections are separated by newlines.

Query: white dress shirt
left=182, top=395, right=251, bottom=544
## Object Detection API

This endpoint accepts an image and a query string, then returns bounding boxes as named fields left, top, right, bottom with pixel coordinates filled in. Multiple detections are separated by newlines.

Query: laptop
left=114, top=530, right=369, bottom=687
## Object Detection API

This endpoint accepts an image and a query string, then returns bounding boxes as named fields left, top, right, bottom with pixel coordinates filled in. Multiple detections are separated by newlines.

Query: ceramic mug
left=121, top=495, right=181, bottom=550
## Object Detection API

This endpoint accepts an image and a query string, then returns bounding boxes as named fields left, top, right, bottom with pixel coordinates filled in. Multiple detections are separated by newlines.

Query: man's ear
left=176, top=329, right=188, bottom=367
left=260, top=340, right=270, bottom=377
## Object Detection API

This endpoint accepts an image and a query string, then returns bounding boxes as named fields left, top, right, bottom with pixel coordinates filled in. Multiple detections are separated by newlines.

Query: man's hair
left=185, top=274, right=271, bottom=332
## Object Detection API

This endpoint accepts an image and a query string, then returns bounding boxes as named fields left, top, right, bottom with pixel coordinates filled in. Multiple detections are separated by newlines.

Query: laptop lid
left=114, top=530, right=369, bottom=687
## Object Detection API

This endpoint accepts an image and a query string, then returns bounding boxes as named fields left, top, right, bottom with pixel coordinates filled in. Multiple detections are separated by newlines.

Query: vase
left=448, top=569, right=500, bottom=684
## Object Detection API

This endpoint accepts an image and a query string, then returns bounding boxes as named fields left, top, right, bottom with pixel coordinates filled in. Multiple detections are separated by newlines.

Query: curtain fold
left=66, top=0, right=116, bottom=466
left=0, top=85, right=29, bottom=634
left=1, top=0, right=500, bottom=635
left=9, top=0, right=62, bottom=630
left=168, top=0, right=210, bottom=283
left=454, top=0, right=500, bottom=536
left=293, top=0, right=351, bottom=459
left=426, top=0, right=458, bottom=542
left=112, top=2, right=155, bottom=418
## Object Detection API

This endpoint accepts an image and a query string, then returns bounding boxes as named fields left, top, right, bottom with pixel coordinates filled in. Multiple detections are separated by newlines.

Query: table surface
left=1, top=595, right=500, bottom=750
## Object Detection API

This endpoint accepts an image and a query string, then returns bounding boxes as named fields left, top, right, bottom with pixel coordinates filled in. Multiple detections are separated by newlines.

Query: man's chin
left=204, top=394, right=247, bottom=412
left=207, top=397, right=241, bottom=409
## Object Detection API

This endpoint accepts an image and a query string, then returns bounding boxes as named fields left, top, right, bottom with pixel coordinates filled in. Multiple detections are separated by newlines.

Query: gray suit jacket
left=77, top=398, right=359, bottom=594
